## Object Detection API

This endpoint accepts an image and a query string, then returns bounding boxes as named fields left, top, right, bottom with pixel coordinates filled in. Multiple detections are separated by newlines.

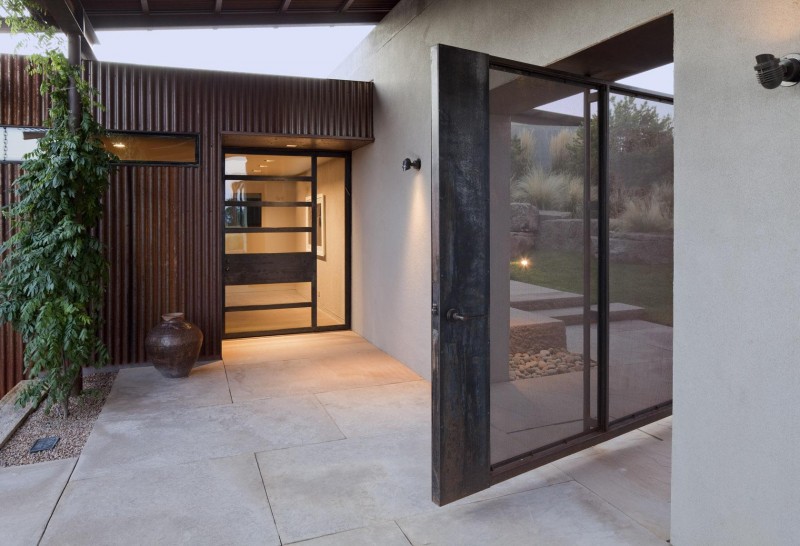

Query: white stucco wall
left=333, top=0, right=800, bottom=543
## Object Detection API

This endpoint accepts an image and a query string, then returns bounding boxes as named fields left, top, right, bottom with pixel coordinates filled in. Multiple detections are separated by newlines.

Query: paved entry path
left=0, top=331, right=671, bottom=545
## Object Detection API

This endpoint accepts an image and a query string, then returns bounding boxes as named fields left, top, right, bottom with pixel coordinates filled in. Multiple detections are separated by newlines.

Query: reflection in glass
left=101, top=133, right=197, bottom=163
left=608, top=94, right=673, bottom=421
left=490, top=67, right=598, bottom=466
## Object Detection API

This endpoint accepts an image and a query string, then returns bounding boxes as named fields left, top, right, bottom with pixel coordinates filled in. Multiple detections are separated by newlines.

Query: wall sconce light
left=402, top=157, right=421, bottom=171
left=754, top=53, right=800, bottom=89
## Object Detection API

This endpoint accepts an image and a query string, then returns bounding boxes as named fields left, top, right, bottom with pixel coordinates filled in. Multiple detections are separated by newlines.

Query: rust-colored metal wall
left=0, top=54, right=373, bottom=397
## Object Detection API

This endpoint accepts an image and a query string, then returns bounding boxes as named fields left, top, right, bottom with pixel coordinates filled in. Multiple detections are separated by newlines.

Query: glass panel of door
left=222, top=152, right=346, bottom=337
left=489, top=68, right=600, bottom=466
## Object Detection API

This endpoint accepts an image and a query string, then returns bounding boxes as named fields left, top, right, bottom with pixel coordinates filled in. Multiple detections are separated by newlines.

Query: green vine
left=1, top=2, right=115, bottom=416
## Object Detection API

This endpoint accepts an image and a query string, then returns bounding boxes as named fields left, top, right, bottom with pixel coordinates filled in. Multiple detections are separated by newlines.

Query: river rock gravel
left=0, top=371, right=116, bottom=468
left=509, top=349, right=592, bottom=380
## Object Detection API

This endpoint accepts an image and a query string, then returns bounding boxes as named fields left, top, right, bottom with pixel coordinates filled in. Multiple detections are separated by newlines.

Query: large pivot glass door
left=431, top=45, right=673, bottom=505
left=222, top=150, right=349, bottom=338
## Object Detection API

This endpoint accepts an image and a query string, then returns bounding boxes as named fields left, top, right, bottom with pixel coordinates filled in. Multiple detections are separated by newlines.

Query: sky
left=0, top=26, right=375, bottom=78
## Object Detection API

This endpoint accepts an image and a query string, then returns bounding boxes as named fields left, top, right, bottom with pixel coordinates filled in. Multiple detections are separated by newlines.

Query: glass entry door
left=431, top=45, right=673, bottom=505
left=222, top=150, right=348, bottom=338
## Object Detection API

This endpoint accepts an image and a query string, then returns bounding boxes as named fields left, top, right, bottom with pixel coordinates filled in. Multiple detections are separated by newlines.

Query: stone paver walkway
left=0, top=331, right=671, bottom=545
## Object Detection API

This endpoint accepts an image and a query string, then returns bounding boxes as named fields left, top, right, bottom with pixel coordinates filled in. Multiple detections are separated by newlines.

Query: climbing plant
left=0, top=1, right=115, bottom=416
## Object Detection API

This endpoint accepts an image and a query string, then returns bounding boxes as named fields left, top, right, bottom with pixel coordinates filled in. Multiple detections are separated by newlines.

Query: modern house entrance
left=222, top=149, right=351, bottom=339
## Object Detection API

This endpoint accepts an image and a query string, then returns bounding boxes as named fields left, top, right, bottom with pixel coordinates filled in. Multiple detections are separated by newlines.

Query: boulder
left=510, top=232, right=535, bottom=258
left=510, top=202, right=539, bottom=232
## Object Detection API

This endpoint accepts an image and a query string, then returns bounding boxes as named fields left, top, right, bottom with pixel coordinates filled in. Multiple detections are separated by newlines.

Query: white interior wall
left=334, top=0, right=799, bottom=543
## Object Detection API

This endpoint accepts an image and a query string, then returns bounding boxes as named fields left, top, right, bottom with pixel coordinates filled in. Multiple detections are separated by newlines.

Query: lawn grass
left=511, top=250, right=673, bottom=326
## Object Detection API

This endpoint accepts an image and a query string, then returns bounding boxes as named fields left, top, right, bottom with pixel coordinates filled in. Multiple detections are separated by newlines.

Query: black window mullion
left=311, top=156, right=318, bottom=329
left=597, top=84, right=611, bottom=432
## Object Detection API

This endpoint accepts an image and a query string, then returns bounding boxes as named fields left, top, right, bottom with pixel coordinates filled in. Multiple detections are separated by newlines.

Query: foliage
left=513, top=167, right=567, bottom=210
left=510, top=129, right=535, bottom=183
left=548, top=129, right=573, bottom=174
left=611, top=182, right=674, bottom=233
left=563, top=95, right=674, bottom=191
left=0, top=3, right=115, bottom=416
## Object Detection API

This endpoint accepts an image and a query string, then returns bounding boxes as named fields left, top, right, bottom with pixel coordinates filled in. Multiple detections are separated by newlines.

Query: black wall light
left=402, top=157, right=421, bottom=171
left=754, top=53, right=800, bottom=89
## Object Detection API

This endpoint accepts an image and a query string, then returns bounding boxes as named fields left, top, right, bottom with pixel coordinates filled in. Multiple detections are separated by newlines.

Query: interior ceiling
left=225, top=152, right=336, bottom=177
left=74, top=0, right=402, bottom=29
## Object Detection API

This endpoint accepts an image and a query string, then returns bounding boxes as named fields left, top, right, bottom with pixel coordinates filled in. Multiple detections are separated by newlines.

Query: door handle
left=446, top=309, right=485, bottom=322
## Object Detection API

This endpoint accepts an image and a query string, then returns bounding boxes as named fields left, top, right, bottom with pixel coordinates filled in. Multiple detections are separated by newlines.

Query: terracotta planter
left=145, top=313, right=203, bottom=378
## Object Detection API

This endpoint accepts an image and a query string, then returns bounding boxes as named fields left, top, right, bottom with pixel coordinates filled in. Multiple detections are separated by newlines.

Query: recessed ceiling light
left=112, top=142, right=126, bottom=148
left=253, top=169, right=261, bottom=173
left=259, top=164, right=269, bottom=168
left=286, top=144, right=298, bottom=148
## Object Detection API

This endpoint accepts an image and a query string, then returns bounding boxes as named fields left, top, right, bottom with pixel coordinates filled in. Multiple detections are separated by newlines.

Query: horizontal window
left=101, top=132, right=199, bottom=165
left=1, top=126, right=44, bottom=162
left=1, top=126, right=199, bottom=165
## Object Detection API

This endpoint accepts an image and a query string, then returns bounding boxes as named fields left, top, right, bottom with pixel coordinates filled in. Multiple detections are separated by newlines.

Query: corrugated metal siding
left=0, top=54, right=373, bottom=397
left=0, top=161, right=25, bottom=397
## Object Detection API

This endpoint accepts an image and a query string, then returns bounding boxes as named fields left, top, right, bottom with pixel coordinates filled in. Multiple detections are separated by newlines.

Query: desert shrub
left=512, top=167, right=566, bottom=210
left=613, top=192, right=673, bottom=233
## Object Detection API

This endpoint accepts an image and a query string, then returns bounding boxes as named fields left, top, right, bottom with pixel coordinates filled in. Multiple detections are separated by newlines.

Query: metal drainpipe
left=67, top=33, right=81, bottom=131
left=67, top=32, right=84, bottom=397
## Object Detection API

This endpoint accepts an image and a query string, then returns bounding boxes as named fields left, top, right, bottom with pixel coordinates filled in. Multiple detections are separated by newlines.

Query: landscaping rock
left=510, top=232, right=536, bottom=258
left=508, top=348, right=594, bottom=380
left=510, top=202, right=539, bottom=232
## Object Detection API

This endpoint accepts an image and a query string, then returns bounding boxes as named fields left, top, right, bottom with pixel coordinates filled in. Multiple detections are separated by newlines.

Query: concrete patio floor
left=0, top=331, right=670, bottom=545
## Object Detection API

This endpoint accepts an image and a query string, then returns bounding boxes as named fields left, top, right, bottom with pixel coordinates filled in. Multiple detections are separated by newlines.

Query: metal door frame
left=220, top=146, right=351, bottom=339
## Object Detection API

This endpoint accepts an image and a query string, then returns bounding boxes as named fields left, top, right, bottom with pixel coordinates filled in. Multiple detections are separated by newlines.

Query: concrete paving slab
left=315, top=381, right=430, bottom=438
left=257, top=429, right=569, bottom=544
left=41, top=453, right=280, bottom=546
left=97, top=360, right=232, bottom=421
left=293, top=522, right=411, bottom=545
left=397, top=481, right=665, bottom=546
left=257, top=430, right=432, bottom=544
left=72, top=394, right=344, bottom=481
left=226, top=349, right=419, bottom=402
left=0, top=458, right=76, bottom=546
left=553, top=429, right=671, bottom=541
left=223, top=331, right=375, bottom=366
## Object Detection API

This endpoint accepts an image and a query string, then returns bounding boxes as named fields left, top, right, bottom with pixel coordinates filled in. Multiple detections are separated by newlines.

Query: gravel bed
left=509, top=348, right=594, bottom=380
left=0, top=371, right=116, bottom=468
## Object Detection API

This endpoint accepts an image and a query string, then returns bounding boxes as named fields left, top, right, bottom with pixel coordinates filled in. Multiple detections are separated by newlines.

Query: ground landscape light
left=754, top=53, right=800, bottom=88
left=402, top=157, right=421, bottom=171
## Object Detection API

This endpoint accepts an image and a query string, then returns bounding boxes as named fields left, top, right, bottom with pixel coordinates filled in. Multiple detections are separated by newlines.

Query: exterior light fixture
left=402, top=157, right=421, bottom=171
left=520, top=258, right=530, bottom=268
left=754, top=53, right=800, bottom=88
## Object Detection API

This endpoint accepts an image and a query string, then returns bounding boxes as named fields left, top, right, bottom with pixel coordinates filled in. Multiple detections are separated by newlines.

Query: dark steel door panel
left=224, top=253, right=314, bottom=285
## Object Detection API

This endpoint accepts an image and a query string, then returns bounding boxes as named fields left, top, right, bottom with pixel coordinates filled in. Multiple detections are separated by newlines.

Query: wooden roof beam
left=30, top=0, right=98, bottom=59
left=340, top=0, right=356, bottom=12
left=85, top=12, right=383, bottom=29
left=140, top=0, right=149, bottom=14
left=215, top=0, right=223, bottom=14
left=280, top=0, right=292, bottom=12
